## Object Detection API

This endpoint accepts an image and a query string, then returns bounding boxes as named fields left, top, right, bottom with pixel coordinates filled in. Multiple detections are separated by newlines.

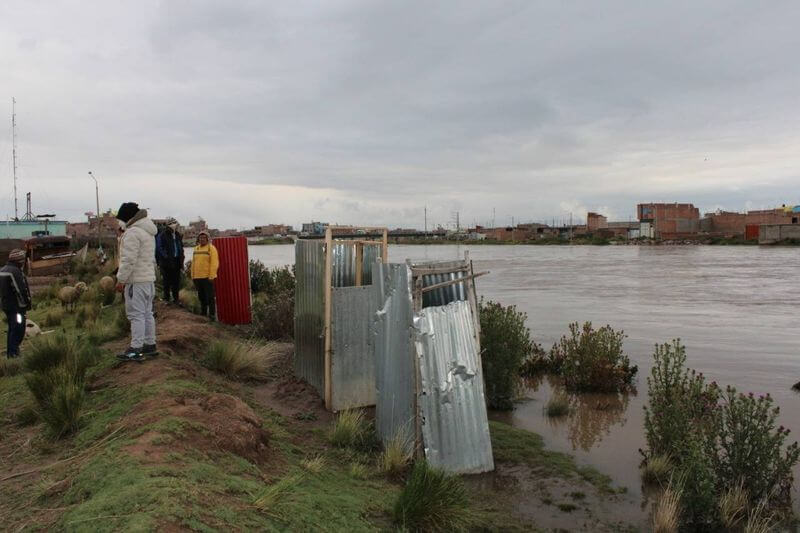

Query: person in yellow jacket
left=191, top=231, right=219, bottom=321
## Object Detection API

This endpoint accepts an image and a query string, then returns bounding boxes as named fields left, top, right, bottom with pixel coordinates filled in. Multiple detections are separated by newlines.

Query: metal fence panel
left=294, top=240, right=325, bottom=394
left=331, top=242, right=383, bottom=287
left=331, top=285, right=378, bottom=410
left=373, top=262, right=416, bottom=446
left=212, top=236, right=252, bottom=325
left=415, top=301, right=494, bottom=474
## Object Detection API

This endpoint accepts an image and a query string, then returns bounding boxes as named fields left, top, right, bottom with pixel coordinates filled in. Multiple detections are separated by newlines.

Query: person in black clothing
left=0, top=249, right=32, bottom=358
left=155, top=218, right=185, bottom=304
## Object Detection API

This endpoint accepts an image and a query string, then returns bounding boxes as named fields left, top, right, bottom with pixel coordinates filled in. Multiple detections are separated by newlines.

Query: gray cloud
left=0, top=0, right=798, bottom=229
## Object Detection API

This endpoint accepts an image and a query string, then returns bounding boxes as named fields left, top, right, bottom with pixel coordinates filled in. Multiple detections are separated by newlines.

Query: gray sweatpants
left=125, top=282, right=156, bottom=349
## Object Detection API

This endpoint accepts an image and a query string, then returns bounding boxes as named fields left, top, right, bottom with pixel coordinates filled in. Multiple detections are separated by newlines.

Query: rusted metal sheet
left=294, top=240, right=325, bottom=394
left=330, top=285, right=377, bottom=411
left=414, top=301, right=494, bottom=474
left=212, top=236, right=251, bottom=325
left=373, top=262, right=416, bottom=445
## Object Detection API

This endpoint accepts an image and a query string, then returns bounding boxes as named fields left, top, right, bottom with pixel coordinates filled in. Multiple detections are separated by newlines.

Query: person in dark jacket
left=155, top=218, right=185, bottom=304
left=0, top=249, right=31, bottom=358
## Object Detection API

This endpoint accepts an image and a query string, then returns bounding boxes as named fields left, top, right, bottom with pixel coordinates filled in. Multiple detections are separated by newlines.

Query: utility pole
left=424, top=205, right=427, bottom=234
left=12, top=98, right=18, bottom=221
left=88, top=171, right=102, bottom=250
left=492, top=207, right=496, bottom=228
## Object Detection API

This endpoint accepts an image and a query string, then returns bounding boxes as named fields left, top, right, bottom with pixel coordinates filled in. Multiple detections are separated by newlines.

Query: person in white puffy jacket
left=114, top=202, right=158, bottom=361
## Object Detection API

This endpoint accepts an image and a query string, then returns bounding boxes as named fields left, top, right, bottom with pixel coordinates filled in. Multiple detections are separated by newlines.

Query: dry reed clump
left=743, top=497, right=777, bottom=533
left=203, top=340, right=280, bottom=381
left=652, top=482, right=682, bottom=533
left=544, top=393, right=570, bottom=418
left=379, top=429, right=413, bottom=479
left=393, top=460, right=472, bottom=532
left=641, top=454, right=674, bottom=486
left=718, top=480, right=748, bottom=529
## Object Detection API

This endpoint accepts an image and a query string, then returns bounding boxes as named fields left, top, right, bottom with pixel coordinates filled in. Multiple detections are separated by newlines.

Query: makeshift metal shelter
left=374, top=254, right=494, bottom=474
left=294, top=226, right=388, bottom=411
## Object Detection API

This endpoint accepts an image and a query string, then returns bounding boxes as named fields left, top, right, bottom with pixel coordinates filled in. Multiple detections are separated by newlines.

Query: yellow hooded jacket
left=191, top=243, right=219, bottom=280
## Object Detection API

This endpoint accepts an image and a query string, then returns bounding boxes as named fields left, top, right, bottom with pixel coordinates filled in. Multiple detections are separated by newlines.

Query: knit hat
left=8, top=249, right=26, bottom=264
left=116, top=202, right=139, bottom=223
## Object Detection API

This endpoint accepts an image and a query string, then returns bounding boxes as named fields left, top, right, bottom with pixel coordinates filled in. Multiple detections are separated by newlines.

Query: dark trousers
left=4, top=309, right=26, bottom=357
left=193, top=279, right=216, bottom=318
left=160, top=260, right=182, bottom=302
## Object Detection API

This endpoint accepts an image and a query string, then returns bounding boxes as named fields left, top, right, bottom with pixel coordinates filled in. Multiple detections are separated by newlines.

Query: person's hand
left=115, top=283, right=124, bottom=293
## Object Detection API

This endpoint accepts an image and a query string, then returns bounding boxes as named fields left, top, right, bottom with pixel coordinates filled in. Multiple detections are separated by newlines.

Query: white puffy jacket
left=117, top=210, right=157, bottom=284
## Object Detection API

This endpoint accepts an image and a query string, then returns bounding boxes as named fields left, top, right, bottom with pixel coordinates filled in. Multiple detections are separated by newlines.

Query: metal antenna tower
left=12, top=98, right=19, bottom=221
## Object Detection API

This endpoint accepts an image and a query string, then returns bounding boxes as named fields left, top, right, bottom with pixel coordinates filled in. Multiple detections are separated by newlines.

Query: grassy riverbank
left=1, top=273, right=640, bottom=531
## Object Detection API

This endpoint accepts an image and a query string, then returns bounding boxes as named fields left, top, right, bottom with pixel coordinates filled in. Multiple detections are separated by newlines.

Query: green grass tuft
left=0, top=356, right=25, bottom=377
left=379, top=428, right=413, bottom=479
left=329, top=409, right=372, bottom=450
left=253, top=473, right=304, bottom=515
left=641, top=454, right=674, bottom=486
left=393, top=460, right=472, bottom=532
left=25, top=362, right=86, bottom=437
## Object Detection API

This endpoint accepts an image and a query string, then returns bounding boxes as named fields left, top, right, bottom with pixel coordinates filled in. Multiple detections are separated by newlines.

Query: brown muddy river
left=246, top=243, right=800, bottom=510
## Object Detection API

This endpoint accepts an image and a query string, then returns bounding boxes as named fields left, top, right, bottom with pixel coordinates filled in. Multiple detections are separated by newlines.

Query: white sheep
left=58, top=282, right=88, bottom=311
left=25, top=319, right=41, bottom=338
left=99, top=275, right=116, bottom=294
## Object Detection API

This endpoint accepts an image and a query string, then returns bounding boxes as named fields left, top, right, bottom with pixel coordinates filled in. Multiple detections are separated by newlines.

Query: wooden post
left=355, top=242, right=363, bottom=287
left=323, top=226, right=333, bottom=410
left=382, top=228, right=388, bottom=263
left=413, top=274, right=424, bottom=456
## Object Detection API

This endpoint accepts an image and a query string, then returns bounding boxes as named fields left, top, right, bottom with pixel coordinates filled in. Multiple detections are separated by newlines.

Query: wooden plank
left=332, top=239, right=383, bottom=246
left=355, top=242, right=363, bottom=287
left=409, top=265, right=469, bottom=277
left=419, top=271, right=489, bottom=294
left=323, top=226, right=333, bottom=410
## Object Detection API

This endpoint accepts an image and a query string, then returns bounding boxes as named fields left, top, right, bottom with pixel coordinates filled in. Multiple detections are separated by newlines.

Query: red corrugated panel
left=212, top=236, right=252, bottom=325
left=745, top=224, right=759, bottom=240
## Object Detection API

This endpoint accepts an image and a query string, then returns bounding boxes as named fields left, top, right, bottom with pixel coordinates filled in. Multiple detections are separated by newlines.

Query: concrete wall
left=759, top=224, right=800, bottom=244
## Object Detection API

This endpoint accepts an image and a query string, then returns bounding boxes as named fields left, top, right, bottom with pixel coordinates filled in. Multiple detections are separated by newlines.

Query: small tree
left=479, top=300, right=534, bottom=410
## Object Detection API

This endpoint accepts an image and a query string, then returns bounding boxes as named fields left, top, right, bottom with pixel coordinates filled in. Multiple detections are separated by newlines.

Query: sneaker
left=117, top=347, right=144, bottom=362
left=142, top=344, right=158, bottom=357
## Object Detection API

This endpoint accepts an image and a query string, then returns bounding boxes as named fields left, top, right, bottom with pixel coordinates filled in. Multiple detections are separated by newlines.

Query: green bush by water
left=479, top=299, right=535, bottom=410
left=642, top=339, right=800, bottom=529
left=250, top=261, right=295, bottom=296
left=549, top=322, right=637, bottom=392
left=251, top=292, right=294, bottom=341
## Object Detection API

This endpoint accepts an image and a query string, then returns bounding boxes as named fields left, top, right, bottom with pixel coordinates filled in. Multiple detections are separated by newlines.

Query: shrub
left=643, top=339, right=800, bottom=530
left=251, top=292, right=294, bottom=341
left=545, top=393, right=570, bottom=417
left=203, top=340, right=279, bottom=381
left=478, top=300, right=534, bottom=410
left=549, top=322, right=637, bottom=392
left=250, top=262, right=295, bottom=296
left=393, top=460, right=472, bottom=532
left=379, top=429, right=414, bottom=479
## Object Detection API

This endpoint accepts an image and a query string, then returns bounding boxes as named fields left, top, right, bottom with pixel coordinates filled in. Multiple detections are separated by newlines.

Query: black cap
left=116, top=202, right=139, bottom=223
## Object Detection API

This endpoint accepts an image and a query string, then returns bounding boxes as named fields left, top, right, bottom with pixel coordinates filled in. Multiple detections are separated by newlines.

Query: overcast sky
left=1, top=1, right=798, bottom=230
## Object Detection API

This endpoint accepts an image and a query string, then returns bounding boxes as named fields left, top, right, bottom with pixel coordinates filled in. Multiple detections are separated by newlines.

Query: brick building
left=637, top=203, right=700, bottom=239
left=586, top=212, right=608, bottom=233
left=254, top=224, right=292, bottom=236
left=701, top=208, right=798, bottom=238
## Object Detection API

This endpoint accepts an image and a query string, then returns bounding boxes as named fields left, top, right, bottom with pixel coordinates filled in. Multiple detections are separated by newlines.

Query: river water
left=244, top=243, right=800, bottom=505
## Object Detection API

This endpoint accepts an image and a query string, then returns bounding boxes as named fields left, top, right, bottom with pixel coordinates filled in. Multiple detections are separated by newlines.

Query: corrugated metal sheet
left=415, top=301, right=494, bottom=474
left=373, top=262, right=416, bottom=445
left=330, top=285, right=377, bottom=411
left=331, top=242, right=382, bottom=287
left=294, top=240, right=325, bottom=394
left=212, top=236, right=252, bottom=325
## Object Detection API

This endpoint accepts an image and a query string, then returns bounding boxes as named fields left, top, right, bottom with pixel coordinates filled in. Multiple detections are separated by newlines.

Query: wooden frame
left=322, top=225, right=389, bottom=411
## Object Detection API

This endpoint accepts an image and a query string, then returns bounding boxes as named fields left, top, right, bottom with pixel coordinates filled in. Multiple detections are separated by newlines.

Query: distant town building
left=301, top=221, right=327, bottom=236
left=586, top=212, right=608, bottom=233
left=254, top=224, right=292, bottom=237
left=637, top=203, right=700, bottom=239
